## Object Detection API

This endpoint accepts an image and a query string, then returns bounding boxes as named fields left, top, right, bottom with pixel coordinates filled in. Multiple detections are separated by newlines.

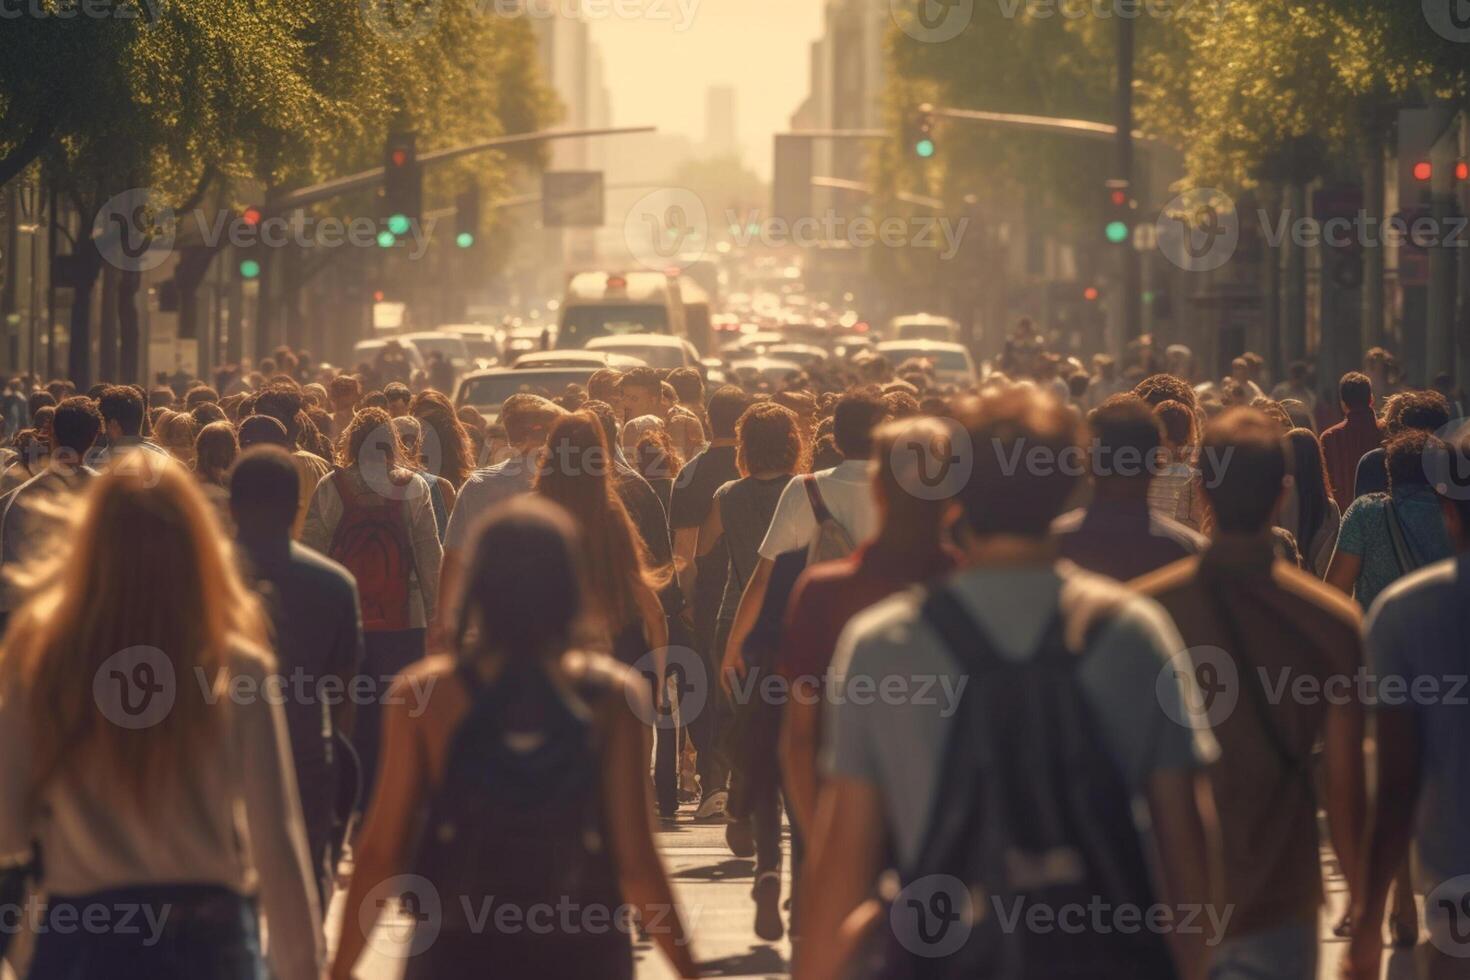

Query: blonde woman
left=0, top=463, right=322, bottom=979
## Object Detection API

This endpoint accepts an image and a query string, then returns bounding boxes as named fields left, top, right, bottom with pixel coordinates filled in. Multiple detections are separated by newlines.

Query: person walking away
left=670, top=386, right=749, bottom=820
left=304, top=407, right=441, bottom=808
left=796, top=386, right=1220, bottom=980
left=1053, top=395, right=1206, bottom=580
left=232, top=447, right=364, bottom=906
left=252, top=383, right=333, bottom=540
left=1346, top=428, right=1470, bottom=980
left=1351, top=390, right=1450, bottom=500
left=1150, top=398, right=1209, bottom=532
left=1135, top=408, right=1366, bottom=980
left=1320, top=372, right=1383, bottom=510
left=330, top=498, right=698, bottom=979
left=437, top=395, right=564, bottom=642
left=1277, top=428, right=1340, bottom=577
left=775, top=417, right=962, bottom=942
left=0, top=464, right=322, bottom=980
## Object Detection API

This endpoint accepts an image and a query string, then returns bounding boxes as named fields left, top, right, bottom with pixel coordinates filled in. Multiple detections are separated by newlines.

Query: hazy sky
left=589, top=0, right=827, bottom=180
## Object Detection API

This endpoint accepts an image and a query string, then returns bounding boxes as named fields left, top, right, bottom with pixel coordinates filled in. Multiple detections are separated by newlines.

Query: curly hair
left=410, top=389, right=474, bottom=488
left=735, top=402, right=804, bottom=476
left=1133, top=373, right=1198, bottom=411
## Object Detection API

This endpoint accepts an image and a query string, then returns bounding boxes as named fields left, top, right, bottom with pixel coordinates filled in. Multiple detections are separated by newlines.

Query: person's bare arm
left=695, top=500, right=723, bottom=558
left=673, top=527, right=699, bottom=602
left=793, top=777, right=885, bottom=980
left=721, top=556, right=773, bottom=693
left=1145, top=770, right=1219, bottom=980
left=780, top=696, right=822, bottom=836
left=1321, top=697, right=1367, bottom=911
left=329, top=676, right=431, bottom=979
left=636, top=581, right=670, bottom=707
left=1345, top=707, right=1421, bottom=980
left=433, top=549, right=463, bottom=651
left=1324, top=551, right=1361, bottom=597
left=604, top=683, right=699, bottom=977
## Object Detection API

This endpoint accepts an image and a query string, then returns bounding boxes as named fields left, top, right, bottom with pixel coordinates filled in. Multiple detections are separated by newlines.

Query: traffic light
left=913, top=103, right=936, bottom=159
left=455, top=186, right=480, bottom=248
left=1104, top=179, right=1133, bottom=245
left=1083, top=284, right=1101, bottom=302
left=384, top=130, right=421, bottom=235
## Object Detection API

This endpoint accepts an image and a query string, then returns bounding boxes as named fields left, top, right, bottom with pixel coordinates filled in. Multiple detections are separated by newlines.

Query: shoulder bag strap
left=802, top=473, right=834, bottom=525
left=1383, top=499, right=1420, bottom=576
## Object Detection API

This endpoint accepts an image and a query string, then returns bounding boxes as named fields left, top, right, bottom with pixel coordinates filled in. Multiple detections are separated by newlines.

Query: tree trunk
left=118, top=269, right=141, bottom=384
left=99, top=262, right=118, bottom=382
left=67, top=238, right=102, bottom=387
left=1362, top=132, right=1386, bottom=355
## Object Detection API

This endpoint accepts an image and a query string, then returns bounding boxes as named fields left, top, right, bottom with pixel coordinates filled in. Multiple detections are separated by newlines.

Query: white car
left=875, top=340, right=979, bottom=389
left=514, top=350, right=646, bottom=370
left=351, top=338, right=424, bottom=372
left=585, top=334, right=700, bottom=370
left=888, top=314, right=962, bottom=344
left=400, top=331, right=471, bottom=373
left=728, top=356, right=804, bottom=387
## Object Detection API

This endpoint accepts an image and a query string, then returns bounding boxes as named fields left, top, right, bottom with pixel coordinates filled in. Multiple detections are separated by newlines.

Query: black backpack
left=852, top=586, right=1178, bottom=980
left=411, top=662, right=623, bottom=937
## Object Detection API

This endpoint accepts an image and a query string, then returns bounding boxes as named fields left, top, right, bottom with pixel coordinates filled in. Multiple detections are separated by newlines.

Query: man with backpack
left=797, top=387, right=1220, bottom=980
left=1136, top=408, right=1366, bottom=980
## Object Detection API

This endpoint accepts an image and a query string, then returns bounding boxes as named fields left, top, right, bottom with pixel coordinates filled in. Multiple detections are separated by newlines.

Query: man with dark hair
left=1321, top=371, right=1383, bottom=508
left=383, top=382, right=411, bottom=418
left=586, top=367, right=622, bottom=406
left=1137, top=408, right=1365, bottom=980
left=617, top=366, right=663, bottom=422
left=184, top=385, right=220, bottom=411
left=238, top=414, right=292, bottom=450
left=800, top=387, right=1219, bottom=980
left=328, top=375, right=362, bottom=439
left=253, top=382, right=331, bottom=539
left=1348, top=427, right=1470, bottom=980
left=94, top=384, right=168, bottom=466
left=1054, top=394, right=1205, bottom=579
left=232, top=446, right=364, bottom=905
left=1352, top=389, right=1451, bottom=499
left=669, top=384, right=750, bottom=819
left=0, top=396, right=103, bottom=624
left=437, top=394, right=566, bottom=637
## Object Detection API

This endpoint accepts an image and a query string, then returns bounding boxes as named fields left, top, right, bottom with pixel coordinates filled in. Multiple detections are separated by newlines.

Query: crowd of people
left=0, top=329, right=1463, bottom=980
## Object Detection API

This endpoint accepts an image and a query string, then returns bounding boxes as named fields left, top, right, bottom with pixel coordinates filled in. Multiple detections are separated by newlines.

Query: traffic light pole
left=1116, top=14, right=1142, bottom=345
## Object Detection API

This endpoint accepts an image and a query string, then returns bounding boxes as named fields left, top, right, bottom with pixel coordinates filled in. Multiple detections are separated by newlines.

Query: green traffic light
left=915, top=139, right=936, bottom=159
left=239, top=259, right=260, bottom=279
left=455, top=231, right=475, bottom=249
left=1105, top=220, right=1130, bottom=244
left=376, top=230, right=395, bottom=248
left=387, top=213, right=411, bottom=236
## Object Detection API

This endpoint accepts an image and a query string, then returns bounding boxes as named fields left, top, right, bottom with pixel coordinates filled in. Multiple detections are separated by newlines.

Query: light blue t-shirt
left=1366, top=553, right=1470, bottom=890
left=824, top=563, right=1219, bottom=870
left=1336, top=486, right=1453, bottom=609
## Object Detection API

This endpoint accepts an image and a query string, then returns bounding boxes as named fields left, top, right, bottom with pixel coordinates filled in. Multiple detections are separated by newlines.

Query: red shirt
left=1320, top=408, right=1383, bottom=509
left=777, top=540, right=959, bottom=680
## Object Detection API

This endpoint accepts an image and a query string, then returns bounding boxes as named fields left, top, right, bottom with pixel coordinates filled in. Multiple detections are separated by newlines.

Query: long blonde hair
left=0, top=460, right=270, bottom=811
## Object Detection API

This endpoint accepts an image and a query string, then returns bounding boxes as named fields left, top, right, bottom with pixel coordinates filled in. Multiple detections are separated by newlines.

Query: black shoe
left=753, top=871, right=784, bottom=942
left=725, top=818, right=755, bottom=858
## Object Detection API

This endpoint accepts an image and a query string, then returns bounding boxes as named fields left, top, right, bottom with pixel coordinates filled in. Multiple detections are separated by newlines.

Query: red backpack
left=327, top=470, right=414, bottom=632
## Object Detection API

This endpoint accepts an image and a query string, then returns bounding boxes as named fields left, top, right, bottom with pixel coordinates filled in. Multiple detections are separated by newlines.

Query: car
left=454, top=367, right=601, bottom=422
left=437, top=324, right=501, bottom=366
left=503, top=324, right=555, bottom=360
left=720, top=331, right=786, bottom=356
left=888, top=314, right=962, bottom=344
left=351, top=337, right=424, bottom=373
left=400, top=331, right=472, bottom=373
left=513, top=350, right=646, bottom=370
left=584, top=334, right=700, bottom=370
left=558, top=271, right=688, bottom=349
left=875, top=340, right=979, bottom=389
left=728, top=356, right=804, bottom=388
left=766, top=344, right=827, bottom=370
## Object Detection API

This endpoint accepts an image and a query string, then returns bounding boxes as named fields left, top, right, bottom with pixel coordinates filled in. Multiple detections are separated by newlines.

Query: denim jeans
left=1208, top=920, right=1316, bottom=980
left=353, top=626, right=426, bottom=809
left=28, top=884, right=263, bottom=980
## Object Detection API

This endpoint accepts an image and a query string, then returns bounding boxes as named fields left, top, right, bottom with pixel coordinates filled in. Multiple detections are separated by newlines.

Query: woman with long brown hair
left=535, top=412, right=668, bottom=671
left=0, top=463, right=322, bottom=979
left=330, top=497, right=698, bottom=979
left=410, top=388, right=474, bottom=490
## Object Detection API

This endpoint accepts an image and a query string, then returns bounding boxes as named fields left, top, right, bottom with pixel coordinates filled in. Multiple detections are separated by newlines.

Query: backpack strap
left=920, top=586, right=1067, bottom=676
left=802, top=474, right=834, bottom=525
left=1383, top=499, right=1421, bottom=576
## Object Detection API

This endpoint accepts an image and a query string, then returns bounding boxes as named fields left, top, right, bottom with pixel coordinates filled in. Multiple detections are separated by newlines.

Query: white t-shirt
left=757, top=459, right=878, bottom=561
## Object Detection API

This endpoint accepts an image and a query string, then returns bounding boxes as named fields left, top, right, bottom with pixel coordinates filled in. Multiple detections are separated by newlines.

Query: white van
left=558, top=271, right=687, bottom=350
left=888, top=314, right=962, bottom=345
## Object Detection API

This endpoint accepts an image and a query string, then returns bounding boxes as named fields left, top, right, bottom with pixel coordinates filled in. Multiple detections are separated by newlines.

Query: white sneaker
left=695, top=789, right=729, bottom=820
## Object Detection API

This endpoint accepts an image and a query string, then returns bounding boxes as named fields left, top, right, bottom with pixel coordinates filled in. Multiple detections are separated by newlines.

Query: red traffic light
left=1083, top=286, right=1100, bottom=302
left=373, top=290, right=385, bottom=303
left=1456, top=161, right=1469, bottom=182
left=1414, top=161, right=1433, bottom=182
left=241, top=206, right=262, bottom=227
left=1109, top=189, right=1128, bottom=207
left=390, top=149, right=408, bottom=168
